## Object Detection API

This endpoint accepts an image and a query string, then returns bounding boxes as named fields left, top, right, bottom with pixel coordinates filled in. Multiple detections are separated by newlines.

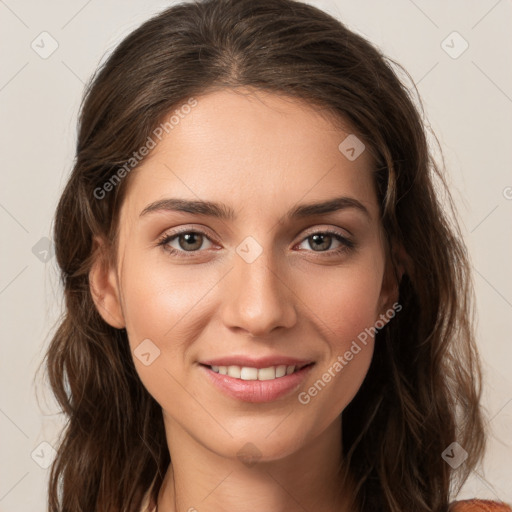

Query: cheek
left=293, top=256, right=384, bottom=416
left=120, top=253, right=218, bottom=347
left=119, top=254, right=223, bottom=409
left=116, top=248, right=218, bottom=395
left=298, top=256, right=385, bottom=349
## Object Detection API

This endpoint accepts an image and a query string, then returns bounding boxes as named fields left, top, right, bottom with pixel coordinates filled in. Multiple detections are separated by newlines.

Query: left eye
left=160, top=231, right=214, bottom=253
left=296, top=232, right=348, bottom=252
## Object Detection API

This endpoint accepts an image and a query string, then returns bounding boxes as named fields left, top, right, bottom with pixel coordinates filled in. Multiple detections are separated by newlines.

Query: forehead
left=121, top=87, right=378, bottom=220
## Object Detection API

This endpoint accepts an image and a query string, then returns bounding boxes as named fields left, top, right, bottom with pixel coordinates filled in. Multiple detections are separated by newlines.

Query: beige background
left=0, top=0, right=511, bottom=510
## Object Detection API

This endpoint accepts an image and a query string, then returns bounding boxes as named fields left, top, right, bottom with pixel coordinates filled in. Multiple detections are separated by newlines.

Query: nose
left=221, top=244, right=298, bottom=337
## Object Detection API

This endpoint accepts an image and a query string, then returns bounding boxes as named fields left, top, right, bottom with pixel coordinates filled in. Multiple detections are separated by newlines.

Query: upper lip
left=200, top=356, right=314, bottom=369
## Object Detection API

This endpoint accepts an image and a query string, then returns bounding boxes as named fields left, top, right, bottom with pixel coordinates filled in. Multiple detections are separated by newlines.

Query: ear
left=376, top=241, right=407, bottom=321
left=88, top=236, right=125, bottom=329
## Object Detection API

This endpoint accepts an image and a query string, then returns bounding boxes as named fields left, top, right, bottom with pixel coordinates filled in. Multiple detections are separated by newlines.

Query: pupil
left=180, top=233, right=202, bottom=251
left=311, top=234, right=331, bottom=251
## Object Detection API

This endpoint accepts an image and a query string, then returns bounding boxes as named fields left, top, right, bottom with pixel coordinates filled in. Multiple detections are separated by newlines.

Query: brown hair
left=39, top=0, right=486, bottom=510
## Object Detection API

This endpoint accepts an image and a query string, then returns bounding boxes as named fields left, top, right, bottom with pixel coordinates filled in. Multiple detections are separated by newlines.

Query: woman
left=42, top=0, right=511, bottom=511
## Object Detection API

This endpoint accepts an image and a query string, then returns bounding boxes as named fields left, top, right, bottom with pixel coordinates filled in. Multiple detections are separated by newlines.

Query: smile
left=200, top=362, right=315, bottom=402
left=206, top=363, right=311, bottom=381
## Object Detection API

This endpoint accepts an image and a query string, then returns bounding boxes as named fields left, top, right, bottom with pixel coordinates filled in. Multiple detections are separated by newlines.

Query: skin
left=89, top=87, right=399, bottom=512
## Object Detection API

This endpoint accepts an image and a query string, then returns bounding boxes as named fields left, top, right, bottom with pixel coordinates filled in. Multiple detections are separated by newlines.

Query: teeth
left=210, top=364, right=299, bottom=380
left=276, top=365, right=286, bottom=378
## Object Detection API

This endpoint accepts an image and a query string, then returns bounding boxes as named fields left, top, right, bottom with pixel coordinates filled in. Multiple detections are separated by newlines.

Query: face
left=90, top=87, right=397, bottom=462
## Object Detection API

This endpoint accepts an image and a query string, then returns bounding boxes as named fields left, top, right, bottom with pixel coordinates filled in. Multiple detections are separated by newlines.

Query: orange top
left=451, top=500, right=512, bottom=511
left=140, top=496, right=511, bottom=512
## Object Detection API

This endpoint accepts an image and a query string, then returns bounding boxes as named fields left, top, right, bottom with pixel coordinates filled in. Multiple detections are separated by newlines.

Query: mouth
left=199, top=362, right=314, bottom=381
left=199, top=361, right=316, bottom=403
left=199, top=362, right=315, bottom=403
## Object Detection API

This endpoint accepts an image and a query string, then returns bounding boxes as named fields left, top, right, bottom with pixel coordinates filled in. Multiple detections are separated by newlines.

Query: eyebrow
left=139, top=196, right=370, bottom=221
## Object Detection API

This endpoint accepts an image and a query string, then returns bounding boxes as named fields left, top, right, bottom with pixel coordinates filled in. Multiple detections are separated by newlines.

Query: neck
left=156, top=414, right=355, bottom=512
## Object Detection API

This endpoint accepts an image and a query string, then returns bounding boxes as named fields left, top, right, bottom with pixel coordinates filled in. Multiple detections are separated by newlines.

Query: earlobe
left=88, top=236, right=126, bottom=329
left=378, top=270, right=399, bottom=322
left=392, top=243, right=410, bottom=284
left=377, top=243, right=405, bottom=322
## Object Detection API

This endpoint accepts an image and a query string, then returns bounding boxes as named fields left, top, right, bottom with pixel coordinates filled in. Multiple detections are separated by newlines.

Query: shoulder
left=450, top=499, right=512, bottom=511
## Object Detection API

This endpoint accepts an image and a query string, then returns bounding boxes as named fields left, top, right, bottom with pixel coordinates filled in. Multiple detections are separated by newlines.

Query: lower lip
left=200, top=363, right=315, bottom=403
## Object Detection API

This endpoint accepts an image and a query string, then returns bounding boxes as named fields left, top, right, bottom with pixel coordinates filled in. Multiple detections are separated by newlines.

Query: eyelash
left=156, top=227, right=355, bottom=259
